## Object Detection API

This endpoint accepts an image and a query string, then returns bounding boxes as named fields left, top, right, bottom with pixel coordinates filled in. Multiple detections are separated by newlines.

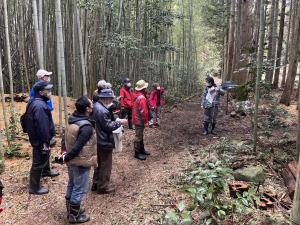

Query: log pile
left=5, top=94, right=28, bottom=102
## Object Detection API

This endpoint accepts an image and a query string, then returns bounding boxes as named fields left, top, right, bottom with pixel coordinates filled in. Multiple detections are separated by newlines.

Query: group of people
left=22, top=69, right=166, bottom=223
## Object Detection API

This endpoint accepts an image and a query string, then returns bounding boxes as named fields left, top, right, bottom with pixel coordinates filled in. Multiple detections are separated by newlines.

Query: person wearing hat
left=132, top=80, right=150, bottom=160
left=29, top=69, right=54, bottom=111
left=92, top=80, right=109, bottom=103
left=29, top=69, right=59, bottom=178
left=119, top=78, right=134, bottom=129
left=25, top=81, right=56, bottom=195
left=91, top=88, right=127, bottom=194
left=149, top=83, right=165, bottom=128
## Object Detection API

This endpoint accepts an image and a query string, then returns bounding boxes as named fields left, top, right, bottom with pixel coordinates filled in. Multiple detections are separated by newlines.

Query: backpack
left=20, top=101, right=35, bottom=133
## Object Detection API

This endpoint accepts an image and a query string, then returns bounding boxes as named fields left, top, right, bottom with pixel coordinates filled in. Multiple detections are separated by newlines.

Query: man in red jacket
left=119, top=78, right=134, bottom=129
left=132, top=80, right=150, bottom=160
left=149, top=83, right=165, bottom=127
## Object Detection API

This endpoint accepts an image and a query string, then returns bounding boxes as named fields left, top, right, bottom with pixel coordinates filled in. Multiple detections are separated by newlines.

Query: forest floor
left=0, top=88, right=298, bottom=225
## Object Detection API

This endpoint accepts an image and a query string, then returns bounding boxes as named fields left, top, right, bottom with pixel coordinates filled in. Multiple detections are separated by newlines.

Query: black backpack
left=20, top=101, right=35, bottom=133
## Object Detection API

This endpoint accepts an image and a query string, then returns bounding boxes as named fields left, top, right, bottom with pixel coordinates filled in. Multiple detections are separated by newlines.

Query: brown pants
left=92, top=145, right=113, bottom=190
left=134, top=126, right=145, bottom=153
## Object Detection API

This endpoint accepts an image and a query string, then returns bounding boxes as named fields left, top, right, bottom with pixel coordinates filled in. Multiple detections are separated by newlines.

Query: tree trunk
left=0, top=50, right=10, bottom=146
left=3, top=0, right=15, bottom=131
left=273, top=0, right=286, bottom=88
left=227, top=0, right=236, bottom=80
left=280, top=1, right=300, bottom=106
left=32, top=0, right=43, bottom=68
left=55, top=0, right=68, bottom=124
left=75, top=4, right=88, bottom=95
left=253, top=0, right=266, bottom=152
left=38, top=0, right=44, bottom=67
left=266, top=0, right=278, bottom=83
left=282, top=0, right=293, bottom=88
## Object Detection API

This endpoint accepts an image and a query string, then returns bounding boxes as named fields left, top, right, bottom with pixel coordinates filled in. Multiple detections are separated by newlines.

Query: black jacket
left=92, top=101, right=121, bottom=150
left=26, top=95, right=55, bottom=147
left=61, top=112, right=95, bottom=162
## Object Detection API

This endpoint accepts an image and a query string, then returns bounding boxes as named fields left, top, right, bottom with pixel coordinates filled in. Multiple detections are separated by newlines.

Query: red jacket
left=149, top=88, right=165, bottom=108
left=132, top=91, right=148, bottom=126
left=120, top=87, right=133, bottom=108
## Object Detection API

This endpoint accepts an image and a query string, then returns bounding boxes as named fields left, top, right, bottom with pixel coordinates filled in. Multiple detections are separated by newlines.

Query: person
left=0, top=180, right=3, bottom=214
left=132, top=80, right=150, bottom=160
left=91, top=89, right=127, bottom=194
left=119, top=78, right=134, bottom=129
left=149, top=83, right=165, bottom=128
left=59, top=96, right=97, bottom=223
left=29, top=69, right=59, bottom=177
left=201, top=76, right=225, bottom=135
left=29, top=69, right=53, bottom=111
left=26, top=81, right=56, bottom=195
left=92, top=80, right=107, bottom=103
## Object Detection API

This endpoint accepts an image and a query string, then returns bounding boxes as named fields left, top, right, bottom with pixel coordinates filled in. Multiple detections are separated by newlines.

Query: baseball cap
left=36, top=69, right=53, bottom=79
left=33, top=81, right=53, bottom=93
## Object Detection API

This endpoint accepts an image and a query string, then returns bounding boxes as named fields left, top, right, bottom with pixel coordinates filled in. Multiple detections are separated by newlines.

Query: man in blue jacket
left=26, top=81, right=56, bottom=195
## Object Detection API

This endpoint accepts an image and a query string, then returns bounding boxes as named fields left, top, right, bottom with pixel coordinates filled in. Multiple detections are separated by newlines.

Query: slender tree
left=3, top=0, right=15, bottom=123
left=55, top=0, right=68, bottom=124
left=254, top=0, right=266, bottom=152
left=32, top=0, right=43, bottom=68
left=226, top=0, right=236, bottom=80
left=273, top=0, right=286, bottom=88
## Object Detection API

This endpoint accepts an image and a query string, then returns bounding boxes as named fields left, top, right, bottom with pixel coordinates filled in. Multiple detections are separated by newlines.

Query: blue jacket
left=26, top=95, right=55, bottom=147
left=92, top=102, right=121, bottom=150
left=29, top=80, right=53, bottom=111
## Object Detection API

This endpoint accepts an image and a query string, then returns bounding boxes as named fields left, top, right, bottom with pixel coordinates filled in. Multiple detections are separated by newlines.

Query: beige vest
left=65, top=121, right=97, bottom=167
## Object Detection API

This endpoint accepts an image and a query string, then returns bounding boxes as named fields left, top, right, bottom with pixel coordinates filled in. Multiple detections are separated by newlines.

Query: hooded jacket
left=149, top=87, right=165, bottom=108
left=201, top=85, right=225, bottom=109
left=92, top=101, right=121, bottom=150
left=132, top=91, right=148, bottom=126
left=120, top=86, right=133, bottom=108
left=26, top=94, right=55, bottom=147
left=62, top=112, right=97, bottom=167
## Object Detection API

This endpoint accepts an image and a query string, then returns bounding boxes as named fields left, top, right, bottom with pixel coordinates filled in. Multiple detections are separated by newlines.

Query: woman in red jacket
left=119, top=78, right=134, bottom=129
left=132, top=80, right=150, bottom=160
left=149, top=83, right=165, bottom=127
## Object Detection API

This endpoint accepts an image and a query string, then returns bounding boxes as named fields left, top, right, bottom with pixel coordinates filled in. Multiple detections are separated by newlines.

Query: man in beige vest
left=60, top=96, right=97, bottom=224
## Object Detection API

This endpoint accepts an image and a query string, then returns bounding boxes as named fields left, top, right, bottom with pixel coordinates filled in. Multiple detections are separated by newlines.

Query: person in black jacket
left=26, top=81, right=56, bottom=195
left=91, top=89, right=127, bottom=194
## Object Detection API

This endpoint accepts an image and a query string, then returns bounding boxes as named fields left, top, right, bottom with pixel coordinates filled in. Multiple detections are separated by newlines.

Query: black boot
left=66, top=198, right=85, bottom=218
left=91, top=183, right=97, bottom=192
left=29, top=170, right=49, bottom=195
left=69, top=203, right=90, bottom=224
left=141, top=141, right=150, bottom=155
left=42, top=160, right=60, bottom=177
left=134, top=142, right=146, bottom=160
left=211, top=123, right=217, bottom=135
left=202, top=122, right=209, bottom=136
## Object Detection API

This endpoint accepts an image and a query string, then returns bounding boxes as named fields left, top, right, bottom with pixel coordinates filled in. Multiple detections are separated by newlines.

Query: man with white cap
left=29, top=69, right=58, bottom=178
left=29, top=69, right=54, bottom=111
left=132, top=80, right=150, bottom=160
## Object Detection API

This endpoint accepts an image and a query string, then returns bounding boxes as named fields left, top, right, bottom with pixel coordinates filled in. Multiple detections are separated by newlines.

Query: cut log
left=281, top=168, right=296, bottom=200
left=288, top=161, right=297, bottom=179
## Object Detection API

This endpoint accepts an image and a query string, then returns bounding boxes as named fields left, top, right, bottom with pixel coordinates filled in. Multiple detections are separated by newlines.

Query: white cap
left=36, top=69, right=53, bottom=79
left=97, top=80, right=107, bottom=88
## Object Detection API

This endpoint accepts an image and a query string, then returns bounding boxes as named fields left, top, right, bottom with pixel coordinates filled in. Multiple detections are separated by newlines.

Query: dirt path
left=0, top=95, right=217, bottom=225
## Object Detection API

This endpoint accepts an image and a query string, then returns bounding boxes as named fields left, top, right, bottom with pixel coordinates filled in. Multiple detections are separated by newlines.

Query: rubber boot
left=66, top=198, right=85, bottom=218
left=69, top=203, right=90, bottom=224
left=134, top=142, right=146, bottom=160
left=211, top=123, right=217, bottom=135
left=202, top=122, right=209, bottom=136
left=140, top=140, right=150, bottom=155
left=29, top=170, right=49, bottom=195
left=42, top=160, right=60, bottom=178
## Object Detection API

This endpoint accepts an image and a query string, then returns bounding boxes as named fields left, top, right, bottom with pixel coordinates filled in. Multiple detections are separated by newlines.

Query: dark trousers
left=134, top=126, right=144, bottom=153
left=92, top=146, right=113, bottom=190
left=29, top=146, right=49, bottom=190
left=121, top=107, right=133, bottom=128
left=31, top=146, right=50, bottom=172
